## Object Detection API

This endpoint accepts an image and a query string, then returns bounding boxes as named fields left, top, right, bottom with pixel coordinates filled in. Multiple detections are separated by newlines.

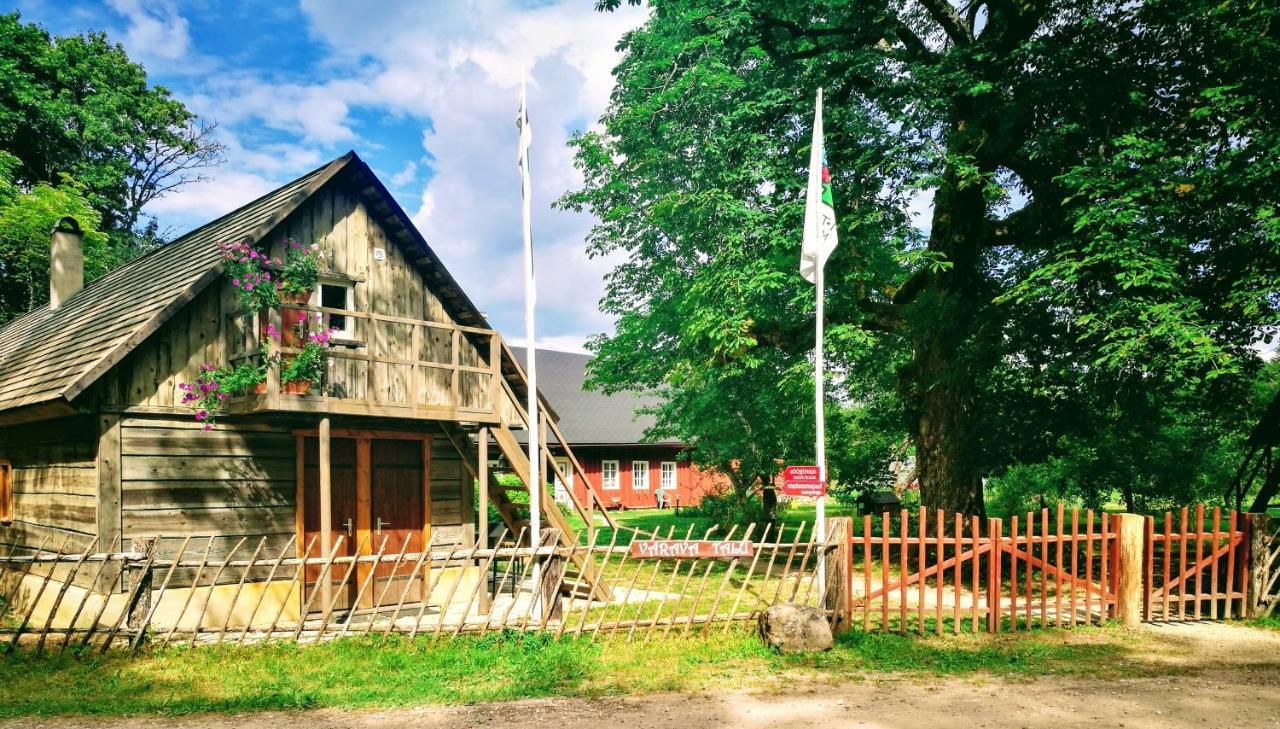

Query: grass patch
left=0, top=625, right=1161, bottom=719
left=1245, top=614, right=1280, bottom=631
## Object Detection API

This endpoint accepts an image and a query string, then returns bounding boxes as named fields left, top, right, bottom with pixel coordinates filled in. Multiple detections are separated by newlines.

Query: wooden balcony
left=224, top=303, right=518, bottom=424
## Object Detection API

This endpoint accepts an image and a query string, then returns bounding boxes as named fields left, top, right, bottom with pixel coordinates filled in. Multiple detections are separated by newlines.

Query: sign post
left=781, top=465, right=827, bottom=498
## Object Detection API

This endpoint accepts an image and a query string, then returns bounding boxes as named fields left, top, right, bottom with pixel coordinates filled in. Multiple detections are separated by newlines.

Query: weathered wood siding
left=96, top=282, right=226, bottom=410
left=118, top=415, right=474, bottom=586
left=0, top=416, right=98, bottom=553
left=265, top=184, right=493, bottom=412
left=120, top=417, right=295, bottom=566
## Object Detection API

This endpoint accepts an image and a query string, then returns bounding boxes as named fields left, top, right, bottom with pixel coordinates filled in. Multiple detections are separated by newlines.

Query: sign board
left=781, top=465, right=826, bottom=497
left=629, top=540, right=754, bottom=559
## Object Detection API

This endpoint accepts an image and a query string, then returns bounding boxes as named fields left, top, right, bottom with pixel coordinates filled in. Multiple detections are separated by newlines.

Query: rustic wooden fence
left=0, top=523, right=841, bottom=653
left=850, top=507, right=1119, bottom=633
left=1143, top=506, right=1250, bottom=621
left=1, top=506, right=1271, bottom=653
left=1257, top=515, right=1279, bottom=618
left=847, top=504, right=1269, bottom=633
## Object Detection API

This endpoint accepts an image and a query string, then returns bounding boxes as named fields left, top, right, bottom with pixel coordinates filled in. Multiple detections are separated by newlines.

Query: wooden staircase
left=486, top=423, right=612, bottom=602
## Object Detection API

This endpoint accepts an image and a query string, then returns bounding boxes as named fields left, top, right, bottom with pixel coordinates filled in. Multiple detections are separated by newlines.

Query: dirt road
left=11, top=623, right=1280, bottom=729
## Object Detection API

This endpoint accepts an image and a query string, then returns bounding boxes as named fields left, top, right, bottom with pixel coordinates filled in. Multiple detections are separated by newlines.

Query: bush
left=684, top=488, right=786, bottom=526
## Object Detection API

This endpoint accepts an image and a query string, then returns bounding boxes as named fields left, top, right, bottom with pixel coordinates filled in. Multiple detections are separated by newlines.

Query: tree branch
left=917, top=0, right=973, bottom=44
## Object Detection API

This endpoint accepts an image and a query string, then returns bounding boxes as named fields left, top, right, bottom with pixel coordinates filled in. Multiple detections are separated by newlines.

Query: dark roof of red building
left=510, top=348, right=681, bottom=447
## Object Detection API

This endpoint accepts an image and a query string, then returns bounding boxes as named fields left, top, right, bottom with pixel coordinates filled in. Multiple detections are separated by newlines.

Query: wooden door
left=369, top=439, right=430, bottom=605
left=302, top=437, right=359, bottom=611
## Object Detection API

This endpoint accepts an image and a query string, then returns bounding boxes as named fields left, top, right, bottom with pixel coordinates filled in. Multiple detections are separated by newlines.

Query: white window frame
left=660, top=461, right=677, bottom=491
left=601, top=460, right=620, bottom=491
left=311, top=280, right=355, bottom=337
left=632, top=460, right=650, bottom=490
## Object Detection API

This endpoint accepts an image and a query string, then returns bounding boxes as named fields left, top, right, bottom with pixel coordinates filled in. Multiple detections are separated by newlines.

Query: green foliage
left=0, top=12, right=222, bottom=324
left=281, top=341, right=328, bottom=384
left=577, top=0, right=1280, bottom=513
left=216, top=359, right=269, bottom=396
left=0, top=151, right=113, bottom=320
left=279, top=241, right=326, bottom=296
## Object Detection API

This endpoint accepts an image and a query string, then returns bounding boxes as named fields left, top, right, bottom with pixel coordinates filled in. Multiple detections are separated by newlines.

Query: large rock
left=758, top=603, right=833, bottom=653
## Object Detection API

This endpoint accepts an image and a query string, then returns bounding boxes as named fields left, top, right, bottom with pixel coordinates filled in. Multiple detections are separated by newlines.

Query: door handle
left=375, top=517, right=386, bottom=535
left=342, top=517, right=353, bottom=536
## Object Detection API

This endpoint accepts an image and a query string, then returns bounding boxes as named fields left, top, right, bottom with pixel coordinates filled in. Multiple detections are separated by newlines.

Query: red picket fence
left=849, top=506, right=1118, bottom=633
left=1144, top=506, right=1249, bottom=621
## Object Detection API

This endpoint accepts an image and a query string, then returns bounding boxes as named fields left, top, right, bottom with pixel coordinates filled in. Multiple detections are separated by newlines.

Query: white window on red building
left=602, top=460, right=620, bottom=490
left=660, top=461, right=677, bottom=491
left=632, top=460, right=649, bottom=490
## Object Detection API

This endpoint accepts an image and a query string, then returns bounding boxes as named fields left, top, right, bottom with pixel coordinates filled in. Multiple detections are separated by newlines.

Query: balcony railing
left=225, top=304, right=508, bottom=422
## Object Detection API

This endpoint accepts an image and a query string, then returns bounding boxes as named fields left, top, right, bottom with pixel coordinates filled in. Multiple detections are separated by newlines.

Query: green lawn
left=0, top=625, right=1159, bottom=719
left=565, top=504, right=858, bottom=544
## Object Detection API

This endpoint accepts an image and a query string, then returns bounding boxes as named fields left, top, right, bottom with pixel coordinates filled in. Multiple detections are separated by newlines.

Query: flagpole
left=518, top=68, right=542, bottom=617
left=815, top=210, right=827, bottom=598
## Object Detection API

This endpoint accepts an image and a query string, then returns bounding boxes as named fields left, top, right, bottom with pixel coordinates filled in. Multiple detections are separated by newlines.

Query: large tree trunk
left=905, top=150, right=990, bottom=517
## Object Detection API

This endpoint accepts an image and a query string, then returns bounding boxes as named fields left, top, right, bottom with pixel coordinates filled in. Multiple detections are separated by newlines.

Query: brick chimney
left=49, top=216, right=84, bottom=310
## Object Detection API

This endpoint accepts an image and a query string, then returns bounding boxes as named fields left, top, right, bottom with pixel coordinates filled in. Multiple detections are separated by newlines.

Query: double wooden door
left=299, top=433, right=431, bottom=613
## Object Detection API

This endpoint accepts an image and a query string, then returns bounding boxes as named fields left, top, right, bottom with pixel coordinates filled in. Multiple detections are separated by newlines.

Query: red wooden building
left=511, top=349, right=723, bottom=510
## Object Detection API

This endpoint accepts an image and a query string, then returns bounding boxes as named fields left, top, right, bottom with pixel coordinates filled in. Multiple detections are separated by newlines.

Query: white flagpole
left=812, top=89, right=828, bottom=597
left=518, top=68, right=542, bottom=614
left=815, top=221, right=827, bottom=599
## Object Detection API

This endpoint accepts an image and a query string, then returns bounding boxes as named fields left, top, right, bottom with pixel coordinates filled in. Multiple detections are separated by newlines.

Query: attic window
left=313, top=282, right=354, bottom=337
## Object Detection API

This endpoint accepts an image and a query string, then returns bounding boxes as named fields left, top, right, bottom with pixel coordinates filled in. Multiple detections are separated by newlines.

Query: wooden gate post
left=824, top=517, right=852, bottom=634
left=124, top=537, right=155, bottom=636
left=1246, top=513, right=1272, bottom=618
left=1115, top=513, right=1145, bottom=628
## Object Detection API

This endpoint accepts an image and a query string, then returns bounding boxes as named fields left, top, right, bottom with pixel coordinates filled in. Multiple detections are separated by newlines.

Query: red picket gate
left=1144, top=506, right=1250, bottom=621
left=848, top=506, right=1119, bottom=633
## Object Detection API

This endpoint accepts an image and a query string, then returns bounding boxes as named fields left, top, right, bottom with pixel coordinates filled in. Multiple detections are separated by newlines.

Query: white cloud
left=144, top=168, right=279, bottom=225
left=389, top=160, right=418, bottom=188
left=130, top=0, right=645, bottom=351
left=105, top=0, right=195, bottom=65
left=505, top=334, right=594, bottom=355
left=293, top=0, right=644, bottom=347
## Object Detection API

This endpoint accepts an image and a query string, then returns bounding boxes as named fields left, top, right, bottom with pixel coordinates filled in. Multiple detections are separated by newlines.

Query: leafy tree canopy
left=567, top=0, right=1280, bottom=514
left=0, top=12, right=222, bottom=322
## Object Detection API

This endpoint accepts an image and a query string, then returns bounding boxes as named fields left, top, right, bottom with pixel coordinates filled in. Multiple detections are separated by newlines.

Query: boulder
left=758, top=603, right=833, bottom=653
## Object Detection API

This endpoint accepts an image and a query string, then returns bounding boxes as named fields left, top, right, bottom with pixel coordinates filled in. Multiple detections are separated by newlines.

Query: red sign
left=781, top=465, right=826, bottom=497
left=629, top=540, right=754, bottom=559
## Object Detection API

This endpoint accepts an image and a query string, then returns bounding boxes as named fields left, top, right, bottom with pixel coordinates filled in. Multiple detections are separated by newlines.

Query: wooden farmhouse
left=0, top=151, right=609, bottom=632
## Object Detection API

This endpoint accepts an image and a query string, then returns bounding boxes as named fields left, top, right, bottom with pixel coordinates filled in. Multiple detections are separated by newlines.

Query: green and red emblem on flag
left=801, top=90, right=838, bottom=285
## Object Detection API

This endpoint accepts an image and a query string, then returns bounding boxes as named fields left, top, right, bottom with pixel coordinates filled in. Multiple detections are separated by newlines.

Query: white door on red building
left=553, top=456, right=573, bottom=505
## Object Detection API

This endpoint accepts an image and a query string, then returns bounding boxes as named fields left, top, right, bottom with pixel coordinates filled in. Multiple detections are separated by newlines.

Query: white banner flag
left=800, top=88, right=837, bottom=284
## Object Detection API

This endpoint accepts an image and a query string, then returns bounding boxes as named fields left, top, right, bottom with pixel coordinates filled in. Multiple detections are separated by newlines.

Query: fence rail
left=0, top=523, right=839, bottom=654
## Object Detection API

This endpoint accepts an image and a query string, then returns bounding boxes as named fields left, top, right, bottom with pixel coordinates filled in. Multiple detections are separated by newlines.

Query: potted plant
left=220, top=241, right=280, bottom=315
left=277, top=240, right=327, bottom=346
left=178, top=338, right=274, bottom=429
left=177, top=358, right=269, bottom=430
left=281, top=323, right=334, bottom=395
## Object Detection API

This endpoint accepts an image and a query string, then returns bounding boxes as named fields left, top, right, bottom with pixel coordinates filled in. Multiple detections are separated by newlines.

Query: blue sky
left=12, top=0, right=647, bottom=351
